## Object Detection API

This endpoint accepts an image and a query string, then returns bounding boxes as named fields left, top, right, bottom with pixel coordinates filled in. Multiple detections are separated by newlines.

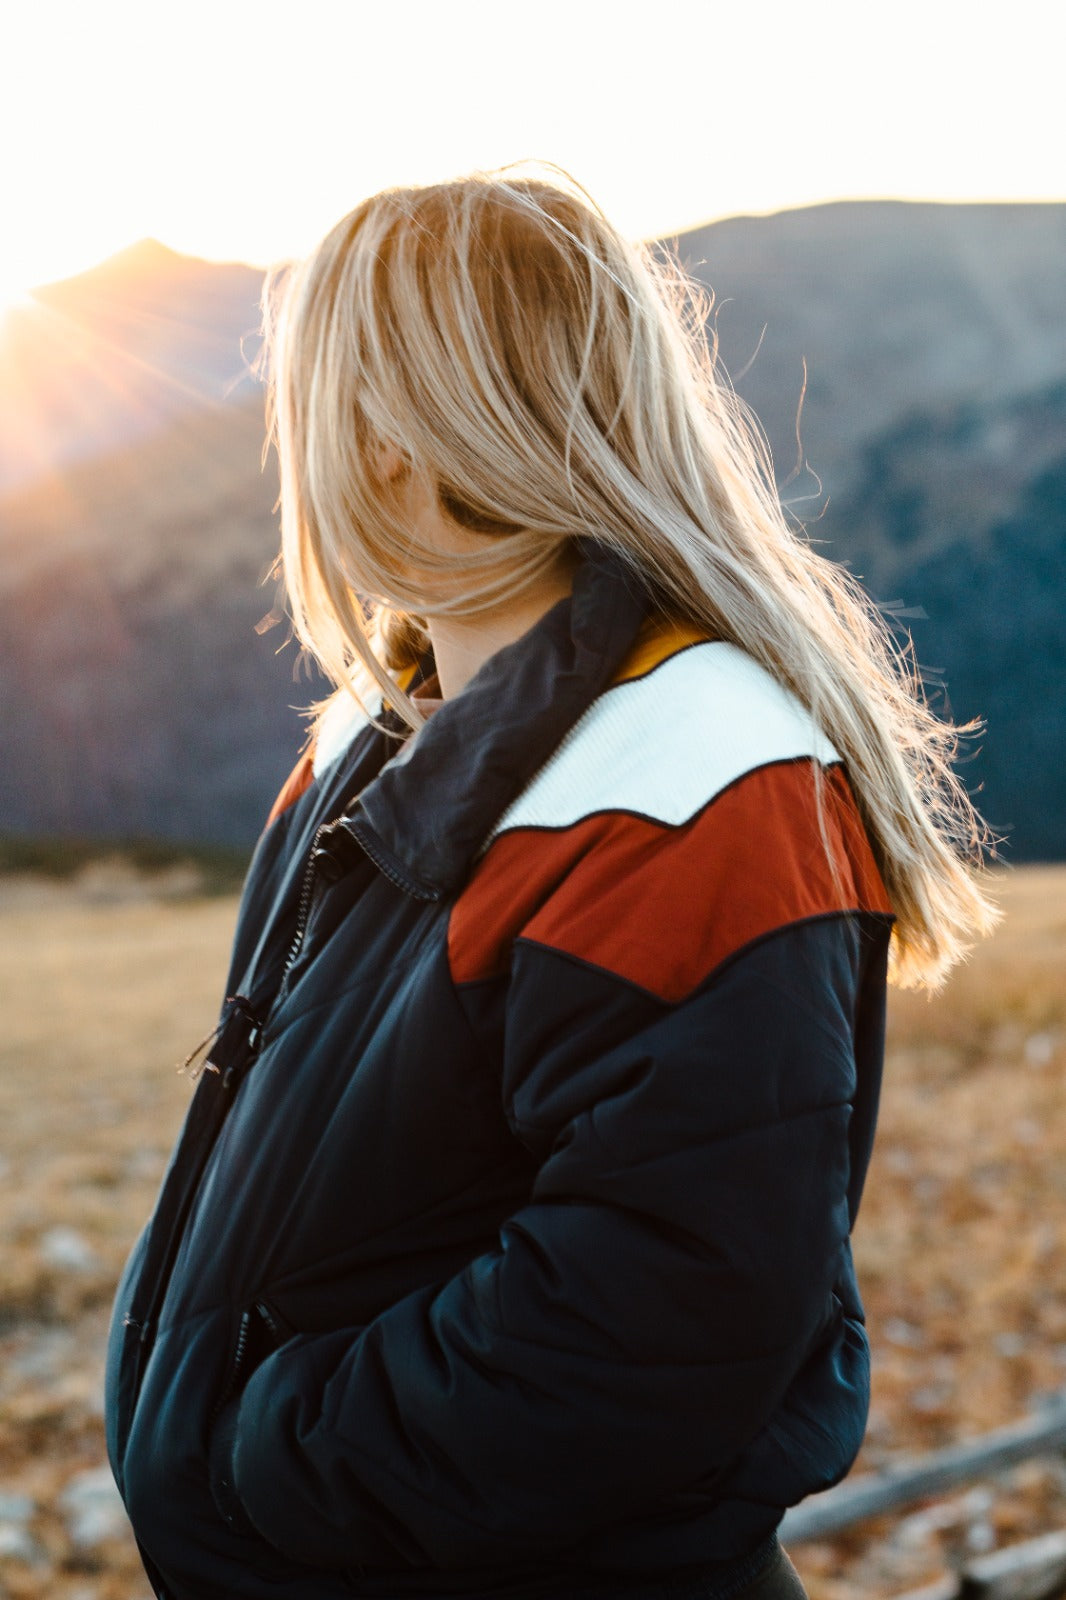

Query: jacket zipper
left=117, top=995, right=264, bottom=1459
left=273, top=814, right=440, bottom=1006
left=210, top=1305, right=254, bottom=1428
left=210, top=1298, right=295, bottom=1427
left=275, top=822, right=330, bottom=997
left=118, top=801, right=431, bottom=1460
left=122, top=808, right=380, bottom=1396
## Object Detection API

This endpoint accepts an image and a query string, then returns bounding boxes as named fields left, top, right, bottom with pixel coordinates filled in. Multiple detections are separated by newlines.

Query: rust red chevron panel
left=265, top=751, right=315, bottom=829
left=449, top=760, right=891, bottom=1002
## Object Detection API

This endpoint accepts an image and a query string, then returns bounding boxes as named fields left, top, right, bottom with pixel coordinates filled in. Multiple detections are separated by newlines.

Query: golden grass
left=0, top=879, right=234, bottom=1322
left=0, top=874, right=237, bottom=1597
left=0, top=863, right=1062, bottom=1597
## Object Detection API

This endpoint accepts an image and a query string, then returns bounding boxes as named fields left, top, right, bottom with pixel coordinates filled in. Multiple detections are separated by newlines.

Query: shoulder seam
left=508, top=909, right=896, bottom=1008
left=488, top=754, right=843, bottom=847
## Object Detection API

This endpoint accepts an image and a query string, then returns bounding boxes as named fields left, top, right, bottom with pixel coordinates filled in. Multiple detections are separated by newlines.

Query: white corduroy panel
left=312, top=688, right=383, bottom=779
left=489, top=641, right=841, bottom=839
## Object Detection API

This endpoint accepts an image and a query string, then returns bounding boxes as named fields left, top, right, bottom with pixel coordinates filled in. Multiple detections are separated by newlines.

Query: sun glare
left=0, top=280, right=36, bottom=326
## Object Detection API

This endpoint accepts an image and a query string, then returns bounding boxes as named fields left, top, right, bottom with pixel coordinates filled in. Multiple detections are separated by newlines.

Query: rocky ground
left=0, top=860, right=1063, bottom=1599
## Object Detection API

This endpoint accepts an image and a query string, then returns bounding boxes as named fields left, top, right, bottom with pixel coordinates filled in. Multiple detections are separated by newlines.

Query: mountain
left=1, top=204, right=1064, bottom=857
left=0, top=240, right=264, bottom=494
left=820, top=380, right=1066, bottom=861
left=679, top=201, right=1066, bottom=503
left=0, top=397, right=317, bottom=844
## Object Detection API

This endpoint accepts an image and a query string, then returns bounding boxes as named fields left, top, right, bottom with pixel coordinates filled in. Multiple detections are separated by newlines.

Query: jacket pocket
left=213, top=1298, right=295, bottom=1417
left=208, top=1297, right=296, bottom=1535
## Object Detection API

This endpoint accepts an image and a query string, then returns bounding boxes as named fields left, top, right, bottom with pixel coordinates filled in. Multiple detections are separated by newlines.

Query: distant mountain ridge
left=827, top=379, right=1066, bottom=860
left=0, top=240, right=263, bottom=494
left=1, top=202, right=1063, bottom=857
left=680, top=200, right=1066, bottom=502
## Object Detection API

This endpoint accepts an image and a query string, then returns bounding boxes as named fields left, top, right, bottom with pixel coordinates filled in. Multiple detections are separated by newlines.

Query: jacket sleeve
left=215, top=902, right=882, bottom=1571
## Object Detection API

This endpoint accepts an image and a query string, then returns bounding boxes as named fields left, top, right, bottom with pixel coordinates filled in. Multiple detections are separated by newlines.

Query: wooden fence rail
left=781, top=1395, right=1066, bottom=1543
left=777, top=1393, right=1066, bottom=1598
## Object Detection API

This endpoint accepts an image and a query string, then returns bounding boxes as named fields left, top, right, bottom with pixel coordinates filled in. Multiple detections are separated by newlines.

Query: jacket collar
left=342, top=543, right=651, bottom=901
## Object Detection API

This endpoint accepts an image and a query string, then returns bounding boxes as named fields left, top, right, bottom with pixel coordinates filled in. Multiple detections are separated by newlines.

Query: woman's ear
left=372, top=438, right=408, bottom=483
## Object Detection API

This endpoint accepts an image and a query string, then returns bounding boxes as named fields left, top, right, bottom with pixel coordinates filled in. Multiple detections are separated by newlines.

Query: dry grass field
left=0, top=860, right=1063, bottom=1599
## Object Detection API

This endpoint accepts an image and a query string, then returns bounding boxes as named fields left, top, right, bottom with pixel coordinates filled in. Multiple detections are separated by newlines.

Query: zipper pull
left=254, top=1298, right=295, bottom=1345
left=176, top=1016, right=227, bottom=1081
left=178, top=996, right=262, bottom=1090
left=310, top=817, right=367, bottom=884
left=205, top=996, right=264, bottom=1093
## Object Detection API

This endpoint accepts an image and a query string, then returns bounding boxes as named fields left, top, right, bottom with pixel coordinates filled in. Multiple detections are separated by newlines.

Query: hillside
left=821, top=381, right=1066, bottom=861
left=0, top=241, right=263, bottom=494
left=682, top=200, right=1066, bottom=501
left=0, top=397, right=316, bottom=843
left=0, top=201, right=1063, bottom=854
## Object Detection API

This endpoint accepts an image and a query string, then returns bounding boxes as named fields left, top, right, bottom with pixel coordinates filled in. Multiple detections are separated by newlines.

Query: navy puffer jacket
left=105, top=548, right=892, bottom=1600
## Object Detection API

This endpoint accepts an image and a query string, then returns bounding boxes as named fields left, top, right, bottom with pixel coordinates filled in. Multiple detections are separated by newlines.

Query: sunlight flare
left=0, top=281, right=36, bottom=324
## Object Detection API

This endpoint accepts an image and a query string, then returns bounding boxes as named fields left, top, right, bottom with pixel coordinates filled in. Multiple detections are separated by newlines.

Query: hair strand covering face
left=262, top=161, right=1000, bottom=989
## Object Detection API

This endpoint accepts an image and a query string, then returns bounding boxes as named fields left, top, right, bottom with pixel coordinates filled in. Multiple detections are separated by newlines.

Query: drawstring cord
left=176, top=1016, right=226, bottom=1081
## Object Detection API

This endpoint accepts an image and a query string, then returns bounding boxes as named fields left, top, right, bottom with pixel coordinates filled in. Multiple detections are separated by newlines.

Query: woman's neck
left=425, top=550, right=580, bottom=700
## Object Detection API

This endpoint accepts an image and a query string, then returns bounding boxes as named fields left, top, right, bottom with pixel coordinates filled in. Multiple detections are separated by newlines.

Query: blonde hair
left=264, top=163, right=999, bottom=988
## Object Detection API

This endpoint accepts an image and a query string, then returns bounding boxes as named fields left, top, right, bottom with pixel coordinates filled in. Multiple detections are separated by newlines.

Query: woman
left=105, top=168, right=996, bottom=1600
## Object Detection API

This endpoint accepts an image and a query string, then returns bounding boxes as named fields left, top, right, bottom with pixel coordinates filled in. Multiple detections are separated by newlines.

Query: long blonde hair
left=264, top=164, right=998, bottom=988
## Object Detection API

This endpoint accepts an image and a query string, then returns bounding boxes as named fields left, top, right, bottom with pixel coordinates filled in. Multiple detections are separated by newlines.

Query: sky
left=3, top=0, right=1063, bottom=306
